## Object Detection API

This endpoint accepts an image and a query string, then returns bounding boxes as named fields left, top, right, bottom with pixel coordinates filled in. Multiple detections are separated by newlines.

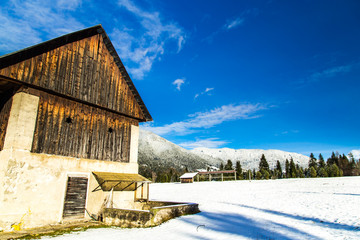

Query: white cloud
left=56, top=0, right=82, bottom=10
left=179, top=138, right=229, bottom=149
left=142, top=103, right=266, bottom=136
left=274, top=130, right=299, bottom=136
left=194, top=87, right=214, bottom=99
left=204, top=9, right=258, bottom=43
left=224, top=18, right=244, bottom=30
left=350, top=150, right=360, bottom=160
left=0, top=0, right=84, bottom=53
left=112, top=0, right=186, bottom=79
left=309, top=64, right=353, bottom=82
left=173, top=78, right=185, bottom=91
left=0, top=0, right=185, bottom=81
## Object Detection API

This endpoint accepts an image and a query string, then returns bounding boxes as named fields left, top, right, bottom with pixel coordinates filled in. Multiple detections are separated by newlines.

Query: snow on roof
left=180, top=172, right=198, bottom=179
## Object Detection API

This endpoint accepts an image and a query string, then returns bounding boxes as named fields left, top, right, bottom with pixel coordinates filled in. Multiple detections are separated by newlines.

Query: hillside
left=138, top=129, right=218, bottom=178
left=138, top=129, right=310, bottom=178
left=190, top=148, right=309, bottom=170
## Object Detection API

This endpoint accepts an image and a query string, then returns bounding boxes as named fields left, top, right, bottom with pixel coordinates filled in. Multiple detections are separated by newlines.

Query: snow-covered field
left=42, top=177, right=360, bottom=240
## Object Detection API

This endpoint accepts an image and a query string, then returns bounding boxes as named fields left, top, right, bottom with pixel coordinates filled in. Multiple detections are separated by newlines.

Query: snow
left=191, top=147, right=310, bottom=170
left=42, top=177, right=360, bottom=240
left=180, top=172, right=198, bottom=179
left=139, top=128, right=311, bottom=171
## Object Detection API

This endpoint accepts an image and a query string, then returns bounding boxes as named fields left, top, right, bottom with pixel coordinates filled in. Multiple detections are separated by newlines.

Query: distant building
left=0, top=25, right=152, bottom=229
left=180, top=170, right=237, bottom=183
left=180, top=173, right=199, bottom=183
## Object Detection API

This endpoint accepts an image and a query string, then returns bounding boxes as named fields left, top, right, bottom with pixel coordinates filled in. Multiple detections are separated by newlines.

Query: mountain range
left=138, top=129, right=310, bottom=176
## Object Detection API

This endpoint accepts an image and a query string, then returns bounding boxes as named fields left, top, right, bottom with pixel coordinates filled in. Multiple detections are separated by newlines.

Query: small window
left=65, top=117, right=72, bottom=124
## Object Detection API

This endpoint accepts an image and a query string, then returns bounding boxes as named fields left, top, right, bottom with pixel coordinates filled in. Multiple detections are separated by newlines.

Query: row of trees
left=141, top=152, right=360, bottom=183
left=221, top=152, right=360, bottom=181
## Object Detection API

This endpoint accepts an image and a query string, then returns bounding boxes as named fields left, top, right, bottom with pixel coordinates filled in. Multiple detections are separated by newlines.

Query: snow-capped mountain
left=138, top=129, right=216, bottom=173
left=190, top=148, right=309, bottom=170
left=138, top=128, right=310, bottom=172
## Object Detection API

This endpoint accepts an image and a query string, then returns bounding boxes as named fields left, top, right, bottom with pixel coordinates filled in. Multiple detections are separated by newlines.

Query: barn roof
left=180, top=172, right=198, bottom=179
left=0, top=25, right=152, bottom=122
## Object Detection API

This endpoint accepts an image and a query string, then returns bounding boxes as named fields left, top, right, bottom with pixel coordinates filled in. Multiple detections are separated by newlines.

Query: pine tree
left=275, top=160, right=282, bottom=178
left=235, top=161, right=242, bottom=180
left=285, top=159, right=290, bottom=178
left=309, top=166, right=317, bottom=178
left=348, top=153, right=357, bottom=176
left=328, top=164, right=341, bottom=177
left=327, top=152, right=339, bottom=166
left=276, top=160, right=282, bottom=173
left=338, top=154, right=350, bottom=176
left=256, top=171, right=262, bottom=180
left=259, top=154, right=270, bottom=172
left=289, top=158, right=297, bottom=178
left=318, top=167, right=328, bottom=177
left=309, top=153, right=317, bottom=170
left=299, top=167, right=305, bottom=178
left=261, top=170, right=270, bottom=179
left=225, top=159, right=233, bottom=170
left=219, top=162, right=224, bottom=170
left=318, top=153, right=325, bottom=169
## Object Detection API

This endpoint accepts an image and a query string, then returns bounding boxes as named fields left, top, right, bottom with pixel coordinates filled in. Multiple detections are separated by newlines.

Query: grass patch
left=16, top=222, right=113, bottom=239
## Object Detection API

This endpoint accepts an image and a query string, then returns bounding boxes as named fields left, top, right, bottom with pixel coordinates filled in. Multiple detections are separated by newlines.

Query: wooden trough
left=102, top=201, right=200, bottom=228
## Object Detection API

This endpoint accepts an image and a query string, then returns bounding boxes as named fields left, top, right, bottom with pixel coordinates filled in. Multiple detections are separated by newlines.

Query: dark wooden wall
left=0, top=98, right=13, bottom=151
left=0, top=34, right=145, bottom=121
left=31, top=91, right=138, bottom=162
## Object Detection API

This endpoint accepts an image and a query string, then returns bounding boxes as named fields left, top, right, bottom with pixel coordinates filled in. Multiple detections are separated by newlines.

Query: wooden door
left=63, top=176, right=88, bottom=219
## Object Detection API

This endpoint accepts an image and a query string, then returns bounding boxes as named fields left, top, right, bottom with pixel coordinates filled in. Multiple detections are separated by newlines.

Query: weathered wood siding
left=0, top=98, right=13, bottom=151
left=32, top=91, right=137, bottom=162
left=0, top=34, right=145, bottom=121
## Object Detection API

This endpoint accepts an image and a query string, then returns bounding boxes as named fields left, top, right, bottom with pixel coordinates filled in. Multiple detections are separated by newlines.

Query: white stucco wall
left=0, top=92, right=141, bottom=230
left=129, top=125, right=139, bottom=163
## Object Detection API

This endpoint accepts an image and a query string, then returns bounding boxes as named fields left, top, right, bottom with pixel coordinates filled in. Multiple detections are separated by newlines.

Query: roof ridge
left=0, top=25, right=152, bottom=121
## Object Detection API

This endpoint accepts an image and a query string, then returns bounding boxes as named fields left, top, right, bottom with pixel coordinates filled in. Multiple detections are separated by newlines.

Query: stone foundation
left=102, top=201, right=200, bottom=227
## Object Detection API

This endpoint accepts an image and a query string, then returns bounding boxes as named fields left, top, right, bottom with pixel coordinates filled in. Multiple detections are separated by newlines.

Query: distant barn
left=0, top=25, right=152, bottom=229
left=180, top=172, right=199, bottom=183
left=180, top=170, right=237, bottom=183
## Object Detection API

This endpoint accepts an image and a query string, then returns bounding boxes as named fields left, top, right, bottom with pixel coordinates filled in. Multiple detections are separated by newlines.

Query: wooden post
left=221, top=173, right=223, bottom=181
left=209, top=174, right=212, bottom=181
left=147, top=183, right=149, bottom=201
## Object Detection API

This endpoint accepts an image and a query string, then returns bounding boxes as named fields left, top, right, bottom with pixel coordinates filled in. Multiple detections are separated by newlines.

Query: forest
left=140, top=151, right=360, bottom=183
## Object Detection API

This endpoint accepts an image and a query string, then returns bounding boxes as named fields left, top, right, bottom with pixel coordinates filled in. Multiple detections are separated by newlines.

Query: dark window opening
left=108, top=127, right=113, bottom=133
left=65, top=117, right=72, bottom=124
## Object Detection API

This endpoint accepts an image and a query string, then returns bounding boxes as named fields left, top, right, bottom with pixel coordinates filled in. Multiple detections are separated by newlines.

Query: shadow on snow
left=179, top=210, right=322, bottom=240
left=229, top=203, right=360, bottom=232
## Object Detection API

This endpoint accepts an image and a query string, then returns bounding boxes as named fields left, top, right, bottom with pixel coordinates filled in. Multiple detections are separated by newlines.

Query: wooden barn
left=0, top=25, right=152, bottom=229
left=180, top=173, right=199, bottom=183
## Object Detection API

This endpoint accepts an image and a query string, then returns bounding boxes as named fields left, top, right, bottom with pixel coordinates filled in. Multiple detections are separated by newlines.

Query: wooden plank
left=63, top=177, right=88, bottom=218
left=0, top=98, right=13, bottom=151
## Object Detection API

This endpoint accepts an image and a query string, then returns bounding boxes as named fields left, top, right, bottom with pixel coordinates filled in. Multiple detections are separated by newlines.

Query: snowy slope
left=191, top=147, right=309, bottom=170
left=138, top=129, right=217, bottom=172
left=139, top=129, right=310, bottom=171
left=42, top=177, right=360, bottom=240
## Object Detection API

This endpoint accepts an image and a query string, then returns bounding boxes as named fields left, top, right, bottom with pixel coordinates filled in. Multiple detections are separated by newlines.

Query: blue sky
left=1, top=0, right=359, bottom=158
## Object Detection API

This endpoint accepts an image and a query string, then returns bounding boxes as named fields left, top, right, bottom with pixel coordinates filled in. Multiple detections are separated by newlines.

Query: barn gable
left=0, top=25, right=152, bottom=122
left=0, top=25, right=155, bottom=229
